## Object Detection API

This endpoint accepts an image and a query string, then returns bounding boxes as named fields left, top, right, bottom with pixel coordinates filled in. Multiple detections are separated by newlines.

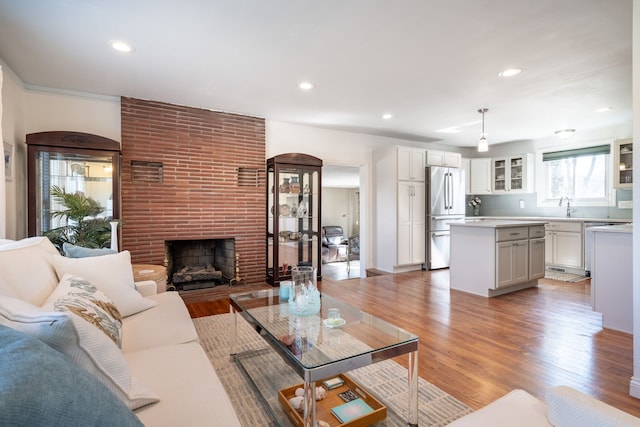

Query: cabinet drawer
left=529, top=226, right=546, bottom=238
left=545, top=221, right=582, bottom=233
left=496, top=227, right=529, bottom=242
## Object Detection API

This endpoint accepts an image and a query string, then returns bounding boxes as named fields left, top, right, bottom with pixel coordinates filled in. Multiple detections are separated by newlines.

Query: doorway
left=322, top=165, right=361, bottom=280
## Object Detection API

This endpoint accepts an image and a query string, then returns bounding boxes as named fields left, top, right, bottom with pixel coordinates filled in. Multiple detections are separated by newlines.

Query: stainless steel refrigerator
left=425, top=166, right=466, bottom=270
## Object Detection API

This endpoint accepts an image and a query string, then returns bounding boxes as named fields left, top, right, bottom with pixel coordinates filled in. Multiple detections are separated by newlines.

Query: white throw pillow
left=42, top=274, right=123, bottom=348
left=0, top=237, right=60, bottom=305
left=52, top=251, right=157, bottom=317
left=0, top=295, right=159, bottom=410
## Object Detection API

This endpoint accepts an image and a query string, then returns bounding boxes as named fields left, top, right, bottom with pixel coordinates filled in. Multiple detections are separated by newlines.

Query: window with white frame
left=539, top=145, right=613, bottom=207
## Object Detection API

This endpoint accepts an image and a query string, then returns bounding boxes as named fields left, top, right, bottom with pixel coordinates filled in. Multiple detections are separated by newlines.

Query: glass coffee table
left=230, top=289, right=419, bottom=426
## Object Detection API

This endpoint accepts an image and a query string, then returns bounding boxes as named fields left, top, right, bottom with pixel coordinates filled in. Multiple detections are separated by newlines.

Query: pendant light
left=477, top=108, right=489, bottom=152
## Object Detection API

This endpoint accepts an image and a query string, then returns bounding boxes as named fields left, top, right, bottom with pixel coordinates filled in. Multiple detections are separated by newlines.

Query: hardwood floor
left=185, top=269, right=640, bottom=417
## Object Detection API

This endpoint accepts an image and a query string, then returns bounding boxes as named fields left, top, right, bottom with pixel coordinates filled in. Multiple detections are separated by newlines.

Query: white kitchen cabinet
left=398, top=146, right=426, bottom=181
left=613, top=138, right=633, bottom=189
left=461, top=158, right=471, bottom=193
left=373, top=146, right=427, bottom=273
left=469, top=158, right=492, bottom=194
left=426, top=150, right=461, bottom=168
left=397, top=181, right=425, bottom=265
left=545, top=221, right=583, bottom=272
left=492, top=154, right=533, bottom=193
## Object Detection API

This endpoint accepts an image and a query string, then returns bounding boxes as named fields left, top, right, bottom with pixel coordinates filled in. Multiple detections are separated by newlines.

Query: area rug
left=544, top=271, right=587, bottom=282
left=193, top=313, right=472, bottom=426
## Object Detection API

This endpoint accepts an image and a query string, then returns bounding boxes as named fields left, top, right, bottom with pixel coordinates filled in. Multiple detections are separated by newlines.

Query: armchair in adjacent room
left=321, top=226, right=349, bottom=264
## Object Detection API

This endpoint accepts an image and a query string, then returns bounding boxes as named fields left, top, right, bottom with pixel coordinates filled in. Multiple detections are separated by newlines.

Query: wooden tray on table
left=278, top=374, right=387, bottom=427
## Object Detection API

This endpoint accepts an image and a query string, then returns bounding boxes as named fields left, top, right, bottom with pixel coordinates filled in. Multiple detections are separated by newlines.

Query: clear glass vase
left=289, top=266, right=320, bottom=316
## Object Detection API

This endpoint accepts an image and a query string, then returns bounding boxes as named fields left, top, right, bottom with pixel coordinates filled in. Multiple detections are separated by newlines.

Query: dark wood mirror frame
left=26, top=131, right=121, bottom=238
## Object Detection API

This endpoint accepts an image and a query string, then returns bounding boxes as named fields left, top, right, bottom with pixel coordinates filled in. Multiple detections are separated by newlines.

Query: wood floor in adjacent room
left=185, top=269, right=640, bottom=417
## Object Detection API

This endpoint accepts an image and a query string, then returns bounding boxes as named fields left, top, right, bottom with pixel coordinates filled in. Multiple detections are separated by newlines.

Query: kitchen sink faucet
left=559, top=196, right=573, bottom=217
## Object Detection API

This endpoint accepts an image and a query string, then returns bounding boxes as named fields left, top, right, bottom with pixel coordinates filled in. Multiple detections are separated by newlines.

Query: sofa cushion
left=52, top=250, right=157, bottom=317
left=126, top=342, right=241, bottom=427
left=121, top=292, right=199, bottom=353
left=446, top=389, right=551, bottom=427
left=42, top=273, right=123, bottom=347
left=0, top=237, right=60, bottom=306
left=546, top=385, right=640, bottom=427
left=63, top=242, right=117, bottom=258
left=0, top=295, right=159, bottom=410
left=0, top=325, right=144, bottom=427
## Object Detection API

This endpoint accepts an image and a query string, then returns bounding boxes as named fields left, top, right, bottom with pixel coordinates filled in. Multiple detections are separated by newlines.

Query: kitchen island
left=450, top=220, right=548, bottom=297
left=588, top=223, right=632, bottom=333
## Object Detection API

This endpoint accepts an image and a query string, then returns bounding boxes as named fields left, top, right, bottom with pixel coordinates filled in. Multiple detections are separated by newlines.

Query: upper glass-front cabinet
left=266, top=153, right=322, bottom=285
left=613, top=138, right=633, bottom=189
left=27, top=131, right=121, bottom=238
left=492, top=154, right=533, bottom=193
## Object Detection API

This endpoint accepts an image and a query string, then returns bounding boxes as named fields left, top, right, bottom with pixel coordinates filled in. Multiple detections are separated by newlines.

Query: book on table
left=330, top=398, right=374, bottom=423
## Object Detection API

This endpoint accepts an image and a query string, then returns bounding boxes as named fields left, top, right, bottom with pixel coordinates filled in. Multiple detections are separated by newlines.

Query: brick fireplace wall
left=120, top=97, right=266, bottom=285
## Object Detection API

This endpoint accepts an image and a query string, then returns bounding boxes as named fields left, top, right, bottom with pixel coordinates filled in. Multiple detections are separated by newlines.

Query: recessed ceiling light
left=111, top=40, right=134, bottom=53
left=596, top=106, right=613, bottom=112
left=298, top=81, right=315, bottom=90
left=554, top=129, right=576, bottom=139
left=382, top=113, right=393, bottom=120
left=498, top=68, right=523, bottom=78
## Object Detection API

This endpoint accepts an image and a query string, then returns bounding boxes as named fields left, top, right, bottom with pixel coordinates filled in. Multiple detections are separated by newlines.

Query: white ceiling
left=0, top=0, right=632, bottom=150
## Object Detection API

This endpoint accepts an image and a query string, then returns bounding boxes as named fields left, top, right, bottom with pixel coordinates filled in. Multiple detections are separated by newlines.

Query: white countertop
left=468, top=216, right=630, bottom=223
left=451, top=219, right=548, bottom=228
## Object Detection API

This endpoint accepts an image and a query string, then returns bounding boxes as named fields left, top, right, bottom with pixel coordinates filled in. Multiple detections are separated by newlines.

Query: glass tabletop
left=230, top=289, right=418, bottom=380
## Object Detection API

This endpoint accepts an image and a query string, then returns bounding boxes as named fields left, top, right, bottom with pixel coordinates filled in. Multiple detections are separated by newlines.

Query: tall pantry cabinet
left=374, top=146, right=426, bottom=273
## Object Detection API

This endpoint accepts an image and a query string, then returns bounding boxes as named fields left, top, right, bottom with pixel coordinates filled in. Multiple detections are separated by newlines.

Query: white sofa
left=447, top=386, right=640, bottom=426
left=0, top=237, right=241, bottom=427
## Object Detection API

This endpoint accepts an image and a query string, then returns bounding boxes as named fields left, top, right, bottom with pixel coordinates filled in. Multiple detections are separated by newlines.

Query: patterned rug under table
left=193, top=313, right=472, bottom=426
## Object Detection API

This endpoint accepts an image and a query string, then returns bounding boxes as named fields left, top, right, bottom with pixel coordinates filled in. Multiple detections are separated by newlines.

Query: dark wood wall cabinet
left=266, top=153, right=322, bottom=285
left=26, top=131, right=121, bottom=238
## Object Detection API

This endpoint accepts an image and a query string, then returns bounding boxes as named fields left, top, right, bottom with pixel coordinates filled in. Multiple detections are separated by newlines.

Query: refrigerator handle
left=444, top=172, right=449, bottom=210
left=445, top=172, right=451, bottom=210
left=448, top=172, right=454, bottom=210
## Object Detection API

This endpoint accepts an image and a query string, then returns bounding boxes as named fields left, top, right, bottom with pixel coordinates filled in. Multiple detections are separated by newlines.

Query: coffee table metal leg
left=230, top=306, right=238, bottom=357
left=407, top=349, right=419, bottom=426
left=302, top=373, right=316, bottom=427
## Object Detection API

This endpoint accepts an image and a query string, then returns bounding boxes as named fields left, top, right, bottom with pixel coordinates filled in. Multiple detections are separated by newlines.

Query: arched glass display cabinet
left=266, top=153, right=322, bottom=285
left=26, top=131, right=121, bottom=240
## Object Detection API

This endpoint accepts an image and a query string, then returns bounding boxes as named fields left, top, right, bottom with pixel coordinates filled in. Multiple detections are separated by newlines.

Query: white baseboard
left=629, top=376, right=640, bottom=399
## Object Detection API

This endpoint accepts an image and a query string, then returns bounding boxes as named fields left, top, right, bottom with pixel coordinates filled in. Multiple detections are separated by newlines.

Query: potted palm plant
left=43, top=185, right=113, bottom=252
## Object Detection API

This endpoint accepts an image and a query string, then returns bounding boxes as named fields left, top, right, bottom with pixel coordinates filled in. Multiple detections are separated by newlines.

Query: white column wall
left=630, top=0, right=640, bottom=400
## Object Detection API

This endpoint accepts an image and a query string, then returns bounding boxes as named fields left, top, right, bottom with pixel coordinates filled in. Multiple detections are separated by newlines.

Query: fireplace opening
left=165, top=238, right=235, bottom=291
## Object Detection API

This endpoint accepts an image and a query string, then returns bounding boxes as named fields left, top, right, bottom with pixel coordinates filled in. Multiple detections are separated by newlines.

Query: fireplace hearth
left=165, top=239, right=235, bottom=290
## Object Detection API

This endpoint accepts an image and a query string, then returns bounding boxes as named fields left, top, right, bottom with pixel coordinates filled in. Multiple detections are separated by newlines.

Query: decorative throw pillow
left=52, top=250, right=157, bottom=317
left=0, top=324, right=144, bottom=427
left=0, top=295, right=159, bottom=410
left=42, top=273, right=123, bottom=348
left=63, top=242, right=117, bottom=258
left=0, top=237, right=60, bottom=306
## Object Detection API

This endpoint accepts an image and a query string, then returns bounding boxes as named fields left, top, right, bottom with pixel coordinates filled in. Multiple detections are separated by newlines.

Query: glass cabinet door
left=27, top=132, right=121, bottom=239
left=614, top=138, right=633, bottom=188
left=267, top=153, right=322, bottom=285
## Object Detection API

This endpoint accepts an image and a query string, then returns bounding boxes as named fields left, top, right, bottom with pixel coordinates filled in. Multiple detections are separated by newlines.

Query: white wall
left=322, top=187, right=358, bottom=237
left=1, top=65, right=26, bottom=239
left=630, top=0, right=640, bottom=400
left=24, top=89, right=120, bottom=141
